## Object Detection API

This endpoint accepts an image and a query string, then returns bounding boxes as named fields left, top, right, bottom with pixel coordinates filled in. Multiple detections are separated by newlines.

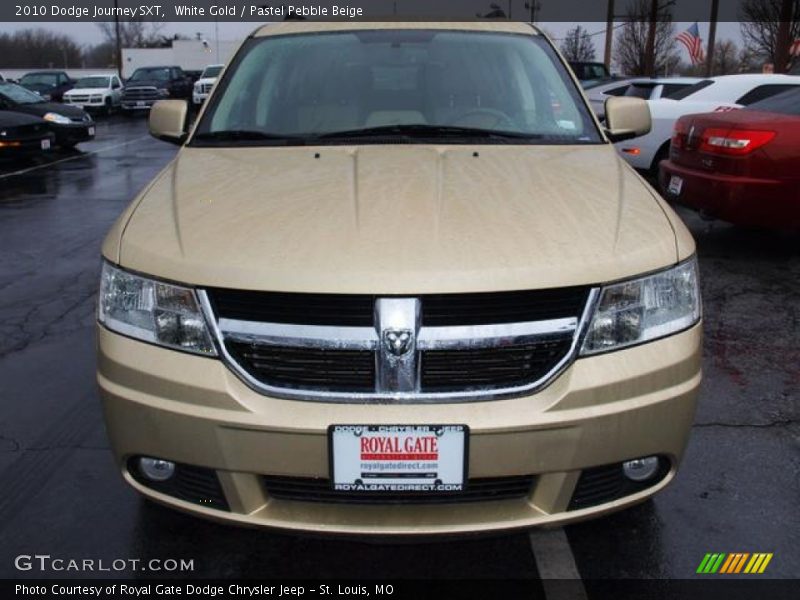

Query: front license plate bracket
left=329, top=424, right=469, bottom=493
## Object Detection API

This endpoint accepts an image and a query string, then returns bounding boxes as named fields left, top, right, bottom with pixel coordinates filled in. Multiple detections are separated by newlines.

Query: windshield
left=75, top=77, right=110, bottom=89
left=0, top=82, right=45, bottom=104
left=666, top=79, right=714, bottom=100
left=745, top=87, right=800, bottom=116
left=202, top=66, right=223, bottom=78
left=194, top=30, right=601, bottom=146
left=130, top=68, right=170, bottom=82
left=20, top=73, right=58, bottom=87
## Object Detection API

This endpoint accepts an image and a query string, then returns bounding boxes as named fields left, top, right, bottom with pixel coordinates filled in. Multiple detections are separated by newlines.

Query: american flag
left=677, top=23, right=705, bottom=65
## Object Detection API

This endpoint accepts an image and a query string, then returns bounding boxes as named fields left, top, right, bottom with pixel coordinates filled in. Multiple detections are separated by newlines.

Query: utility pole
left=604, top=0, right=615, bottom=70
left=215, top=18, right=220, bottom=63
left=644, top=0, right=658, bottom=76
left=705, top=0, right=719, bottom=76
left=775, top=0, right=794, bottom=73
left=114, top=0, right=123, bottom=78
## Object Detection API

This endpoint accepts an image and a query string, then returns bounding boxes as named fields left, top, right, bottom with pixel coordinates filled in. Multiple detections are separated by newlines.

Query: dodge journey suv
left=97, top=22, right=701, bottom=535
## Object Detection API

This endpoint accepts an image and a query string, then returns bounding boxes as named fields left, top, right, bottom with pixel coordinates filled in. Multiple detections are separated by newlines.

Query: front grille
left=67, top=95, right=90, bottom=103
left=208, top=287, right=590, bottom=328
left=201, top=83, right=213, bottom=94
left=421, top=336, right=573, bottom=392
left=209, top=288, right=375, bottom=326
left=206, top=286, right=592, bottom=400
left=123, top=87, right=160, bottom=101
left=227, top=341, right=376, bottom=392
left=262, top=475, right=535, bottom=504
left=568, top=458, right=670, bottom=510
left=422, top=287, right=590, bottom=326
left=128, top=458, right=229, bottom=511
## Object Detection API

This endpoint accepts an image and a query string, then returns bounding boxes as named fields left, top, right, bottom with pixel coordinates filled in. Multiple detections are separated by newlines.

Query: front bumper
left=51, top=122, right=95, bottom=146
left=121, top=100, right=156, bottom=111
left=193, top=92, right=209, bottom=105
left=97, top=322, right=702, bottom=535
left=660, top=160, right=800, bottom=229
left=64, top=98, right=106, bottom=110
left=0, top=133, right=54, bottom=159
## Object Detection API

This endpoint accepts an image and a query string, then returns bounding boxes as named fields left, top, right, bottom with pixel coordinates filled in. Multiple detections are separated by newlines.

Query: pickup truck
left=121, top=66, right=192, bottom=112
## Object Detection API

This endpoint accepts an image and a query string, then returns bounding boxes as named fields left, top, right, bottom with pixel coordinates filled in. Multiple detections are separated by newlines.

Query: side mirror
left=149, top=99, right=189, bottom=145
left=604, top=96, right=651, bottom=142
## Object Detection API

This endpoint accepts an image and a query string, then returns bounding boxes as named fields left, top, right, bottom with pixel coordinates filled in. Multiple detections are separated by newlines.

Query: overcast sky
left=0, top=19, right=743, bottom=54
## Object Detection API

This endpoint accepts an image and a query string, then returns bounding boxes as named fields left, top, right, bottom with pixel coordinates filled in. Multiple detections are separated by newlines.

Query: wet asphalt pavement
left=0, top=116, right=797, bottom=585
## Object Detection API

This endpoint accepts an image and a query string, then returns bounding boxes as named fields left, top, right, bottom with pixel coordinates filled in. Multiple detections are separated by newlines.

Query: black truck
left=121, top=66, right=193, bottom=112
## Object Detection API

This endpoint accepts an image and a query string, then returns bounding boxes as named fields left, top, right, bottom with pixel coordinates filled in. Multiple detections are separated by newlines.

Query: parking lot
left=0, top=115, right=797, bottom=587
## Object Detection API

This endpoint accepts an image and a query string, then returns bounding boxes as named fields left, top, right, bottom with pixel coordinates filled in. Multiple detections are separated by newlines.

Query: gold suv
left=97, top=22, right=702, bottom=535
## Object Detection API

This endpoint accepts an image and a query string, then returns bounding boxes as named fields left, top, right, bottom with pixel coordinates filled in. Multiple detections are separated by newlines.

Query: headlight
left=43, top=112, right=72, bottom=124
left=91, top=94, right=103, bottom=101
left=580, top=258, right=700, bottom=355
left=98, top=262, right=216, bottom=356
left=157, top=88, right=170, bottom=97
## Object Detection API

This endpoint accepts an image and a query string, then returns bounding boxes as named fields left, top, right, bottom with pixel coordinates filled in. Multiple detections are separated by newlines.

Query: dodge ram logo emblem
left=383, top=329, right=413, bottom=356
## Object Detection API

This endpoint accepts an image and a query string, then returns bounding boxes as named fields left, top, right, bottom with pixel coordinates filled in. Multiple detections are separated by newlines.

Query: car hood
left=113, top=144, right=681, bottom=294
left=14, top=101, right=88, bottom=120
left=196, top=77, right=217, bottom=85
left=0, top=110, right=45, bottom=127
left=66, top=87, right=108, bottom=95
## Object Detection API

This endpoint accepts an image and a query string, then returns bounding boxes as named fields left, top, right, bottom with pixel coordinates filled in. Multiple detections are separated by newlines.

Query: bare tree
left=96, top=20, right=166, bottom=49
left=613, top=0, right=680, bottom=76
left=680, top=39, right=744, bottom=76
left=560, top=26, right=597, bottom=62
left=740, top=0, right=800, bottom=72
left=0, top=29, right=82, bottom=68
left=712, top=40, right=742, bottom=74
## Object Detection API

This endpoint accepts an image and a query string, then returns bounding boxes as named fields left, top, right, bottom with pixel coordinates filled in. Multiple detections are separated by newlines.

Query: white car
left=193, top=64, right=224, bottom=106
left=63, top=74, right=124, bottom=114
left=587, top=77, right=701, bottom=120
left=616, top=73, right=800, bottom=173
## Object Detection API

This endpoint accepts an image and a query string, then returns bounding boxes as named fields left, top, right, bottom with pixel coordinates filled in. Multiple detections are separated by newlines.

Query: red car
left=660, top=87, right=800, bottom=230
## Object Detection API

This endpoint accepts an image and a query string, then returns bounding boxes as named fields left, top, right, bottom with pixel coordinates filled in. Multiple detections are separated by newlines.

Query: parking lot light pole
left=114, top=0, right=122, bottom=79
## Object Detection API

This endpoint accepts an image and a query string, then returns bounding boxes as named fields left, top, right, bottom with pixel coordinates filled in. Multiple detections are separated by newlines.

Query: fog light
left=622, top=456, right=659, bottom=482
left=138, top=457, right=175, bottom=482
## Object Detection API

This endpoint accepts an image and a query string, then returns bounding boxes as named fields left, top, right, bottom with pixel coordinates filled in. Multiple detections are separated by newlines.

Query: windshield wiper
left=316, top=124, right=544, bottom=141
left=192, top=130, right=310, bottom=145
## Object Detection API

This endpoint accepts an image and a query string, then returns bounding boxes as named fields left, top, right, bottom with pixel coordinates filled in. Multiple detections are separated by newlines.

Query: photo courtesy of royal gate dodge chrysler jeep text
left=97, top=22, right=702, bottom=535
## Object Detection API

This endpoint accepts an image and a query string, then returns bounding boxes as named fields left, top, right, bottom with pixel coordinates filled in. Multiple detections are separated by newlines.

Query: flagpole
left=705, top=0, right=719, bottom=76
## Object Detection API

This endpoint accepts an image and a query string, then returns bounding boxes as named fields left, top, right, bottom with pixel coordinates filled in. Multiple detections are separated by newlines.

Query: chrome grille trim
left=197, top=288, right=600, bottom=404
left=218, top=319, right=378, bottom=350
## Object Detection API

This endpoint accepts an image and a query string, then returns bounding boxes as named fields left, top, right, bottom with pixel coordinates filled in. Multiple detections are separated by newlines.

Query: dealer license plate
left=41, top=139, right=51, bottom=150
left=88, top=126, right=95, bottom=136
left=330, top=424, right=467, bottom=492
left=668, top=175, right=683, bottom=196
left=136, top=101, right=145, bottom=107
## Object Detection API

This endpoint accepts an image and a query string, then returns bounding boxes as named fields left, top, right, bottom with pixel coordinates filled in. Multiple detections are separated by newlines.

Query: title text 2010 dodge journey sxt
left=97, top=22, right=701, bottom=535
